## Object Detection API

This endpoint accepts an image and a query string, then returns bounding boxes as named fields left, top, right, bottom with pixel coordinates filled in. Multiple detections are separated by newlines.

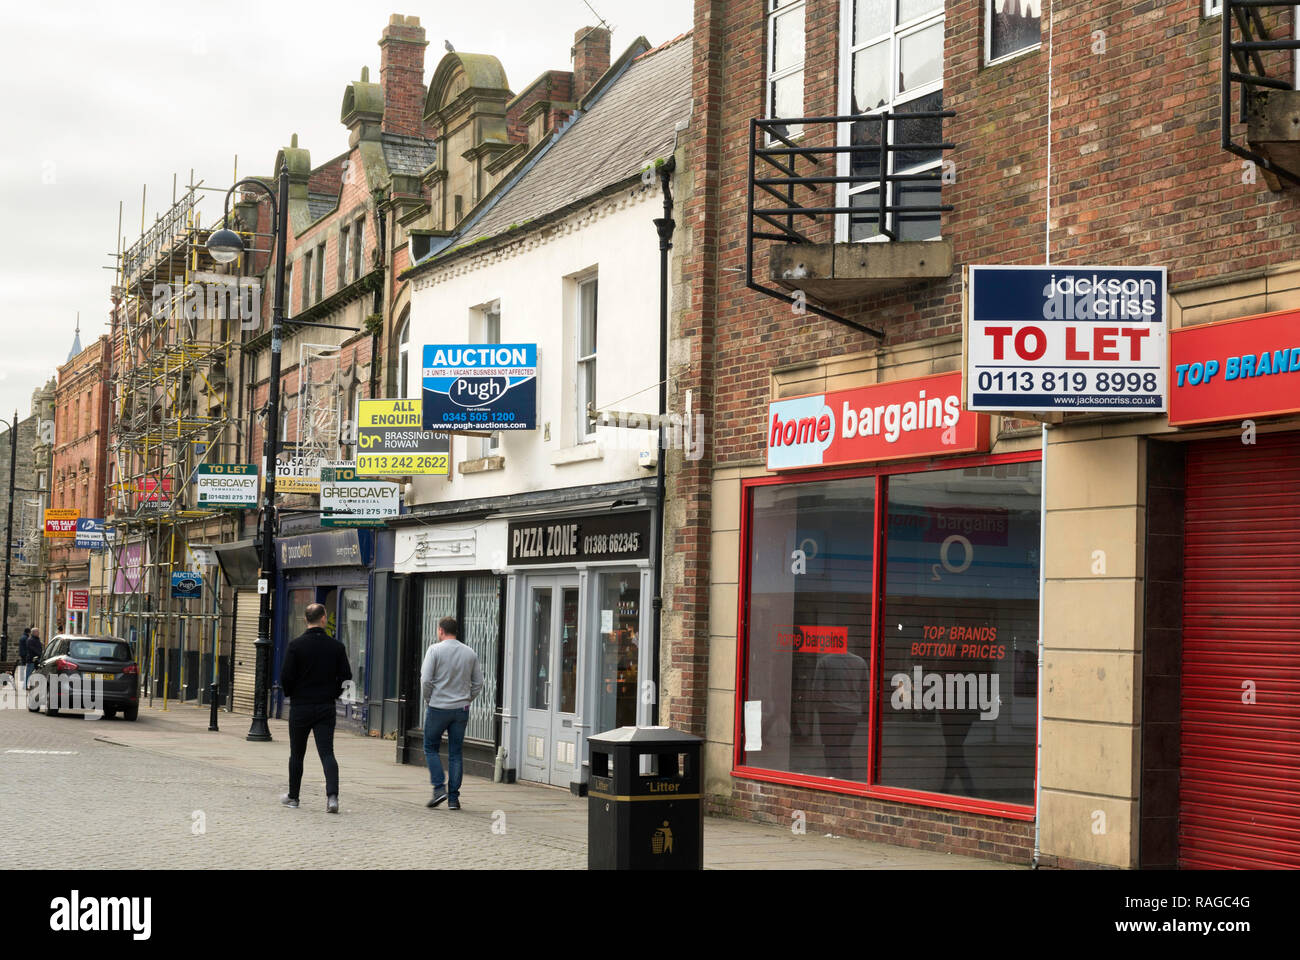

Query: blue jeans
left=423, top=705, right=469, bottom=800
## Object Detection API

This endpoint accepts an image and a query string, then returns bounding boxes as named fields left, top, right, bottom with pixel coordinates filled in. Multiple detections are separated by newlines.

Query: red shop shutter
left=1180, top=432, right=1300, bottom=869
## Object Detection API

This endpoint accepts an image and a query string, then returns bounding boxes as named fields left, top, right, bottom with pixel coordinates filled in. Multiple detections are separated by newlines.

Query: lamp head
left=206, top=228, right=245, bottom=264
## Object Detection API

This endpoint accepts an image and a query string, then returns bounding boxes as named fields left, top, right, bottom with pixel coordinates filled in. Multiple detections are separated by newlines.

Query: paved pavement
left=0, top=680, right=1012, bottom=869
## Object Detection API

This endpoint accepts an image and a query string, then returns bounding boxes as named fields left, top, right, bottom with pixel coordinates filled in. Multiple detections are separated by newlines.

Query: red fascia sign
left=66, top=589, right=90, bottom=611
left=766, top=371, right=991, bottom=470
left=1169, top=308, right=1300, bottom=426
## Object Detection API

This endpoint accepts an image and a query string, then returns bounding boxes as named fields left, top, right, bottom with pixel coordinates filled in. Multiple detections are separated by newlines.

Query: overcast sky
left=0, top=0, right=692, bottom=423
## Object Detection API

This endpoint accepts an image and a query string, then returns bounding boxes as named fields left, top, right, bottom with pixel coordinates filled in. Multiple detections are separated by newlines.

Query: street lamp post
left=209, top=170, right=289, bottom=742
left=1, top=410, right=18, bottom=661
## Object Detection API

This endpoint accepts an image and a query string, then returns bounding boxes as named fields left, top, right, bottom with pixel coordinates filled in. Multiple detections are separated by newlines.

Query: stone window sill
left=549, top=442, right=603, bottom=466
left=458, top=456, right=505, bottom=475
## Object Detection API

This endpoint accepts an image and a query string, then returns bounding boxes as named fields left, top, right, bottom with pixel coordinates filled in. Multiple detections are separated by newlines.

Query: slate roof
left=382, top=133, right=438, bottom=177
left=307, top=192, right=337, bottom=222
left=438, top=32, right=692, bottom=254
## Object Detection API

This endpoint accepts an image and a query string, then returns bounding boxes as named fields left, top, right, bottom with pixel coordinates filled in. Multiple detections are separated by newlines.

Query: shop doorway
left=520, top=577, right=580, bottom=787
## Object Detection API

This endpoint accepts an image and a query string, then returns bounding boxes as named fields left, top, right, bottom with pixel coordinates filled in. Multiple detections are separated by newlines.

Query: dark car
left=27, top=634, right=139, bottom=720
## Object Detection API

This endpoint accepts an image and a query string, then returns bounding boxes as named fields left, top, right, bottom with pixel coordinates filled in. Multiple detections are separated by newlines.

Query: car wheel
left=103, top=706, right=117, bottom=719
left=44, top=690, right=59, bottom=717
left=124, top=704, right=139, bottom=722
left=26, top=683, right=39, bottom=712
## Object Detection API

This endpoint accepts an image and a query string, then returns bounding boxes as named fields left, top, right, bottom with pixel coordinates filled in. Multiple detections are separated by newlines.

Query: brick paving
left=0, top=684, right=1014, bottom=870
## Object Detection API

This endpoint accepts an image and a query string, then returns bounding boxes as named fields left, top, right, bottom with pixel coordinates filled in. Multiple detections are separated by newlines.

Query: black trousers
left=287, top=701, right=339, bottom=799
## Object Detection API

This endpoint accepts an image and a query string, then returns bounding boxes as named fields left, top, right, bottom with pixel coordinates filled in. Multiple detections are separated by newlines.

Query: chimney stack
left=572, top=26, right=611, bottom=102
left=379, top=14, right=429, bottom=137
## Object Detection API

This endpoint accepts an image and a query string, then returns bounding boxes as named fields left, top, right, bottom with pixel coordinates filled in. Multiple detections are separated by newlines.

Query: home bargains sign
left=1169, top=308, right=1300, bottom=426
left=766, top=372, right=990, bottom=470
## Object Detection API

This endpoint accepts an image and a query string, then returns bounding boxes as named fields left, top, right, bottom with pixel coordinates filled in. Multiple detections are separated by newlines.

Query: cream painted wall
left=405, top=184, right=664, bottom=506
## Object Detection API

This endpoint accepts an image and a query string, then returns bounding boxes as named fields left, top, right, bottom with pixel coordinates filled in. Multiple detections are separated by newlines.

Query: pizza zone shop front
left=715, top=369, right=1045, bottom=863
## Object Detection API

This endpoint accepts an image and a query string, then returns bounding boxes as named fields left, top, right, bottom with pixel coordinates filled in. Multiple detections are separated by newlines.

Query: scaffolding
left=99, top=178, right=260, bottom=709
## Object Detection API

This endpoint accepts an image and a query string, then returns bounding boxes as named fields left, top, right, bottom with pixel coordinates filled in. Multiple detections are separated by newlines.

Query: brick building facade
left=663, top=0, right=1300, bottom=868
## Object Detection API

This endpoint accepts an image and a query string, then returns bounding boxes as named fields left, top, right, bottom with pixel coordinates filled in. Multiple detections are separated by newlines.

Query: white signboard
left=320, top=463, right=400, bottom=527
left=275, top=453, right=324, bottom=494
left=195, top=464, right=258, bottom=508
left=966, top=265, right=1167, bottom=413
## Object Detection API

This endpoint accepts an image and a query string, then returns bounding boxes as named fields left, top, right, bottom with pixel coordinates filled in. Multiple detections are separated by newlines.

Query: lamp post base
left=246, top=718, right=272, bottom=742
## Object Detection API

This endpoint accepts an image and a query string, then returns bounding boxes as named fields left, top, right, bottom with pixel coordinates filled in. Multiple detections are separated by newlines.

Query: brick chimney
left=572, top=26, right=611, bottom=102
left=379, top=14, right=429, bottom=137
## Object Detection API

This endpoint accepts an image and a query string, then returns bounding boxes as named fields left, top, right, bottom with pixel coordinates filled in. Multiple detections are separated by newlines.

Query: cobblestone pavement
left=0, top=684, right=1013, bottom=870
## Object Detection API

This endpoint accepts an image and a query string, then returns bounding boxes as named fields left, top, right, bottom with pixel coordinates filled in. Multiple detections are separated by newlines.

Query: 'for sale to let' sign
left=766, top=371, right=990, bottom=470
left=44, top=508, right=79, bottom=538
left=966, top=265, right=1167, bottom=413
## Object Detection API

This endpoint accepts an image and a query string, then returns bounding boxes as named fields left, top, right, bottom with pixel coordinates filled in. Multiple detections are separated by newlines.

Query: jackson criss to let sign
left=966, top=265, right=1167, bottom=412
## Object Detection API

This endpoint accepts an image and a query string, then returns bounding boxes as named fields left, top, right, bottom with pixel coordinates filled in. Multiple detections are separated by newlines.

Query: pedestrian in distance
left=278, top=603, right=351, bottom=813
left=421, top=616, right=483, bottom=810
left=17, top=627, right=30, bottom=687
left=26, top=628, right=42, bottom=690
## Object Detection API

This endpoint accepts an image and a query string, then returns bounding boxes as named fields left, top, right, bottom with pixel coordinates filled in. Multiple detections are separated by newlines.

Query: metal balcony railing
left=1221, top=1, right=1300, bottom=186
left=746, top=111, right=955, bottom=337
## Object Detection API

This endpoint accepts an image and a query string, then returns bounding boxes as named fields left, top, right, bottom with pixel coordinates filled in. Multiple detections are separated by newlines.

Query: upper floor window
left=397, top=313, right=411, bottom=397
left=1205, top=0, right=1222, bottom=15
left=351, top=217, right=365, bottom=282
left=314, top=242, right=326, bottom=301
left=301, top=250, right=313, bottom=308
left=475, top=301, right=502, bottom=459
left=840, top=0, right=945, bottom=242
left=766, top=0, right=806, bottom=141
left=339, top=224, right=351, bottom=288
left=987, top=1, right=1042, bottom=64
left=576, top=277, right=598, bottom=441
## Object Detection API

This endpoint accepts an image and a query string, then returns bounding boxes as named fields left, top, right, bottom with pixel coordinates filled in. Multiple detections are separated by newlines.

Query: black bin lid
left=588, top=725, right=703, bottom=746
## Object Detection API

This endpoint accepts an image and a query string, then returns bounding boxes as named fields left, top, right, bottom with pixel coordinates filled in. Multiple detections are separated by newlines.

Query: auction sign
left=966, top=265, right=1167, bottom=412
left=1168, top=307, right=1300, bottom=426
left=422, top=344, right=537, bottom=432
left=355, top=399, right=450, bottom=476
left=196, top=464, right=258, bottom=508
left=44, top=508, right=79, bottom=538
left=766, top=371, right=990, bottom=470
left=320, top=463, right=401, bottom=528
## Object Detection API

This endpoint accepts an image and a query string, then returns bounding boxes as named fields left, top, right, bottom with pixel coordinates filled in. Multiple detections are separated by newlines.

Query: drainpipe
left=1031, top=421, right=1048, bottom=868
left=650, top=156, right=676, bottom=729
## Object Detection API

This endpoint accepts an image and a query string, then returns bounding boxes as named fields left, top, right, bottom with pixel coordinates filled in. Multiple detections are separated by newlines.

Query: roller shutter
left=231, top=590, right=262, bottom=715
left=1180, top=432, right=1300, bottom=869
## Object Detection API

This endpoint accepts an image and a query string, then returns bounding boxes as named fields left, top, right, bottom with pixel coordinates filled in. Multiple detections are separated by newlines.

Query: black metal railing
left=1222, top=1, right=1300, bottom=186
left=746, top=111, right=955, bottom=337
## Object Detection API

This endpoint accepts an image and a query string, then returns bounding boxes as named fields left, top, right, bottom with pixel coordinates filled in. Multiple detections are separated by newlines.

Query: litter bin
left=587, top=726, right=702, bottom=870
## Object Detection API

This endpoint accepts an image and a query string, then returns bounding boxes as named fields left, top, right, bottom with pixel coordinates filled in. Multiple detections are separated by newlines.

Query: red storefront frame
left=731, top=448, right=1042, bottom=822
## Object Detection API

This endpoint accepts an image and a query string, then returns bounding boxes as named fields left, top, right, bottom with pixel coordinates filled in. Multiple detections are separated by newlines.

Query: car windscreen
left=68, top=640, right=132, bottom=661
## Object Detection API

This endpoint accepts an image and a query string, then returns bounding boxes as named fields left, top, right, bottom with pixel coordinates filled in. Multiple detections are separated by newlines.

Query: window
left=337, top=589, right=368, bottom=702
left=418, top=574, right=503, bottom=742
left=475, top=301, right=502, bottom=459
left=736, top=455, right=1042, bottom=813
left=351, top=217, right=365, bottom=282
left=339, top=224, right=350, bottom=288
left=986, top=1, right=1041, bottom=64
left=1205, top=0, right=1222, bottom=15
left=314, top=243, right=325, bottom=301
left=288, top=258, right=297, bottom=318
left=576, top=278, right=598, bottom=441
left=301, top=250, right=313, bottom=307
left=766, top=0, right=806, bottom=141
left=397, top=314, right=410, bottom=397
left=597, top=571, right=642, bottom=733
left=840, top=0, right=945, bottom=242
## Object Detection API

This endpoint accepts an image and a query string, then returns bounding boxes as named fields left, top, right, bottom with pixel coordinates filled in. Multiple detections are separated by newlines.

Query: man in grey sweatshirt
left=420, top=616, right=483, bottom=810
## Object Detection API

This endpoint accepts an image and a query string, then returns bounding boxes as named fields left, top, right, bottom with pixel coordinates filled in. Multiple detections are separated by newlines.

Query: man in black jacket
left=278, top=603, right=351, bottom=813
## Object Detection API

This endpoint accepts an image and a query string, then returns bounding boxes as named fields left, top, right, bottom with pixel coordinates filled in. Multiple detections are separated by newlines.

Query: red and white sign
left=66, top=589, right=90, bottom=612
left=137, top=477, right=174, bottom=504
left=766, top=371, right=990, bottom=470
left=776, top=625, right=848, bottom=654
left=44, top=508, right=79, bottom=538
left=1169, top=308, right=1300, bottom=426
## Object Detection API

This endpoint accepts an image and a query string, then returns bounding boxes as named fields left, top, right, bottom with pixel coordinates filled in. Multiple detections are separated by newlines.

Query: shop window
left=337, top=589, right=368, bottom=701
left=418, top=576, right=458, bottom=731
left=462, top=575, right=501, bottom=742
left=737, top=455, right=1042, bottom=814
left=596, top=571, right=642, bottom=734
left=876, top=462, right=1041, bottom=806
left=766, top=0, right=806, bottom=141
left=986, top=1, right=1041, bottom=65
